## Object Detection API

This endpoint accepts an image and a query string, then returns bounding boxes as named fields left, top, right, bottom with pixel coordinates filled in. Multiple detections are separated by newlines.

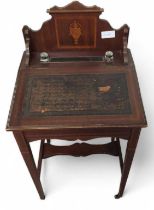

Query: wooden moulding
left=123, top=26, right=129, bottom=64
left=47, top=1, right=104, bottom=14
left=42, top=141, right=120, bottom=158
left=22, top=26, right=30, bottom=66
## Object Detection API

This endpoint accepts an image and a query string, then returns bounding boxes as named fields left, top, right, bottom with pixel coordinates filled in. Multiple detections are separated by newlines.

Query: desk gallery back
left=6, top=1, right=147, bottom=199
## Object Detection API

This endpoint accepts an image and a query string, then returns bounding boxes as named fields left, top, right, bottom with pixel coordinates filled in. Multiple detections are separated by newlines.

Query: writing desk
left=6, top=1, right=147, bottom=199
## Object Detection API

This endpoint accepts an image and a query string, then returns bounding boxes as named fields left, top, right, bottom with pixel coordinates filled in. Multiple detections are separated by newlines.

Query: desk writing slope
left=6, top=1, right=147, bottom=200
left=23, top=73, right=131, bottom=116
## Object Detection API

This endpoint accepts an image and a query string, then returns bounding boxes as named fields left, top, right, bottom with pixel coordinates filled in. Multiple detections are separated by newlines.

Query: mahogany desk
left=6, top=1, right=147, bottom=199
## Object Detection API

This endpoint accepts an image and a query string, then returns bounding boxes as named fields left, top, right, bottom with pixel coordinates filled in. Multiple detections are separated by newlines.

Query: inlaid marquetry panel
left=54, top=16, right=97, bottom=48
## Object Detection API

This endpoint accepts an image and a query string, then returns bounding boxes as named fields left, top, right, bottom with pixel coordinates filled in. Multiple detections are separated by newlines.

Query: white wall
left=0, top=0, right=153, bottom=209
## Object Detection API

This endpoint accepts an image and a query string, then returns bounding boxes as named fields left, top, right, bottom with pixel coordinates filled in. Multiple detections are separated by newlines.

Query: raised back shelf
left=22, top=1, right=129, bottom=65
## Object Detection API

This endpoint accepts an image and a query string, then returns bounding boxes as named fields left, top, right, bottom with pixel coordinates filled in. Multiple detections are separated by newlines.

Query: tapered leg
left=13, top=131, right=45, bottom=199
left=115, top=128, right=141, bottom=199
left=47, top=139, right=51, bottom=144
left=111, top=137, right=115, bottom=142
left=116, top=137, right=123, bottom=173
left=111, top=137, right=123, bottom=173
left=38, top=140, right=45, bottom=177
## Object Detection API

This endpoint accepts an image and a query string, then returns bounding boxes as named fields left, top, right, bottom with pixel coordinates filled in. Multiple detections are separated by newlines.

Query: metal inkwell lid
left=40, top=52, right=49, bottom=62
left=105, top=51, right=114, bottom=63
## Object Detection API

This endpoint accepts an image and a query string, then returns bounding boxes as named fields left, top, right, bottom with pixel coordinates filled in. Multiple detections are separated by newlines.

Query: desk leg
left=13, top=131, right=45, bottom=199
left=115, top=128, right=141, bottom=199
left=47, top=139, right=51, bottom=144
